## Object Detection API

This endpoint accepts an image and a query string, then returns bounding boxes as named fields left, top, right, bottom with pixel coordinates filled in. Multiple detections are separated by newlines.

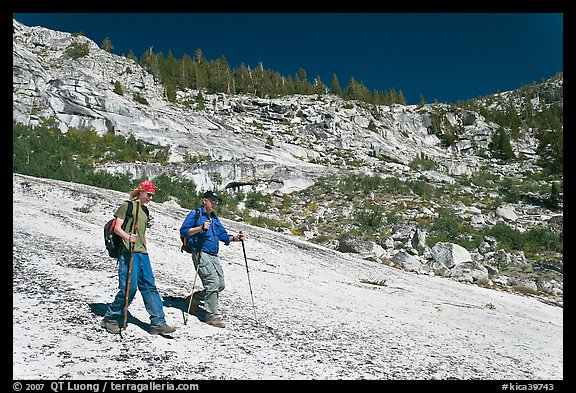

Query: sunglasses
left=146, top=192, right=155, bottom=198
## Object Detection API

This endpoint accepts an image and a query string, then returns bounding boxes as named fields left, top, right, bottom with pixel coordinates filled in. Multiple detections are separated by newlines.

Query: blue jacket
left=179, top=207, right=231, bottom=254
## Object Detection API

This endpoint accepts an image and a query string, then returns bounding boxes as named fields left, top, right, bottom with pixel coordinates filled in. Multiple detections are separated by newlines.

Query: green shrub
left=523, top=227, right=563, bottom=255
left=355, top=203, right=385, bottom=230
left=245, top=190, right=271, bottom=209
left=382, top=176, right=411, bottom=194
left=149, top=174, right=197, bottom=207
left=408, top=153, right=438, bottom=171
left=244, top=213, right=290, bottom=230
left=484, top=222, right=524, bottom=252
left=480, top=220, right=562, bottom=259
left=309, top=234, right=332, bottom=244
left=113, top=81, right=124, bottom=95
left=13, top=121, right=177, bottom=196
left=408, top=179, right=437, bottom=199
left=426, top=208, right=481, bottom=249
left=65, top=42, right=90, bottom=59
left=133, top=92, right=149, bottom=105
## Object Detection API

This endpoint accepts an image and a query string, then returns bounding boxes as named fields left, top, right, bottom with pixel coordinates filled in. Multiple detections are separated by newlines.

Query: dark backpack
left=180, top=208, right=200, bottom=253
left=104, top=201, right=133, bottom=258
left=104, top=201, right=150, bottom=258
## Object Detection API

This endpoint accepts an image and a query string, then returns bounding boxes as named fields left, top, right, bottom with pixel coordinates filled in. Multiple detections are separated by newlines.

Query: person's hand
left=237, top=232, right=246, bottom=241
left=202, top=220, right=211, bottom=230
left=128, top=233, right=137, bottom=243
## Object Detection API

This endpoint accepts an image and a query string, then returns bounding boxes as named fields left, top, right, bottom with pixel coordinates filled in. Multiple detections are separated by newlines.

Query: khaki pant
left=191, top=251, right=225, bottom=317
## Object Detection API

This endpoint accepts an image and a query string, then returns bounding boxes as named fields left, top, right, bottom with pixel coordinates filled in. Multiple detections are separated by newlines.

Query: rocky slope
left=12, top=173, right=563, bottom=380
left=12, top=19, right=563, bottom=318
left=12, top=18, right=551, bottom=192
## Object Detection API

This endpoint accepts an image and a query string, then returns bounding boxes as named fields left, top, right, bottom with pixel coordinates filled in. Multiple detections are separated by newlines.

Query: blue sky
left=13, top=13, right=563, bottom=105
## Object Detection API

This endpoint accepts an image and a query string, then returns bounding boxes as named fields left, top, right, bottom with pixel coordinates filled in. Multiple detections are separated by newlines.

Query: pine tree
left=195, top=90, right=205, bottom=110
left=313, top=75, right=327, bottom=95
left=271, top=71, right=285, bottom=96
left=139, top=47, right=160, bottom=82
left=254, top=61, right=273, bottom=98
left=193, top=48, right=208, bottom=91
left=356, top=81, right=371, bottom=103
left=207, top=56, right=229, bottom=93
left=548, top=182, right=561, bottom=209
left=331, top=73, right=342, bottom=96
left=154, top=51, right=166, bottom=83
left=398, top=90, right=407, bottom=105
left=113, top=81, right=124, bottom=95
left=164, top=80, right=177, bottom=103
left=418, top=93, right=426, bottom=108
left=345, top=77, right=358, bottom=100
left=295, top=68, right=311, bottom=94
left=101, top=37, right=114, bottom=52
left=127, top=49, right=137, bottom=63
left=160, top=49, right=179, bottom=96
left=491, top=127, right=516, bottom=160
left=233, top=63, right=252, bottom=94
left=180, top=53, right=194, bottom=90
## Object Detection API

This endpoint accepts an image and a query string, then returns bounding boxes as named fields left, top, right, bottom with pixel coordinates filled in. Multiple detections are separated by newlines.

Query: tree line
left=69, top=37, right=563, bottom=176
left=458, top=72, right=563, bottom=175
left=116, top=42, right=562, bottom=176
left=116, top=45, right=408, bottom=106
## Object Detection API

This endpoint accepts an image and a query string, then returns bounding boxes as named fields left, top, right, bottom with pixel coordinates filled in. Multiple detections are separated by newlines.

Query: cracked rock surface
left=12, top=174, right=562, bottom=380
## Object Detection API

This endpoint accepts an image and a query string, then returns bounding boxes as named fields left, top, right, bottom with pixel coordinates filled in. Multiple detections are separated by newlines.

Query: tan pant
left=191, top=251, right=225, bottom=317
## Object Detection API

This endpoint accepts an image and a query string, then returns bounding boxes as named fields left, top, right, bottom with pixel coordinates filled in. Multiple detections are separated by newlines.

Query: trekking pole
left=122, top=201, right=140, bottom=331
left=184, top=261, right=201, bottom=325
left=240, top=231, right=257, bottom=322
left=184, top=218, right=210, bottom=325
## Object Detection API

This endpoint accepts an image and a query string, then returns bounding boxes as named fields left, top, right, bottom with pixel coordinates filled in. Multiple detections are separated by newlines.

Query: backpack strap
left=188, top=208, right=201, bottom=241
left=121, top=200, right=149, bottom=232
left=121, top=201, right=133, bottom=233
left=193, top=208, right=200, bottom=229
left=117, top=201, right=135, bottom=255
left=180, top=208, right=201, bottom=253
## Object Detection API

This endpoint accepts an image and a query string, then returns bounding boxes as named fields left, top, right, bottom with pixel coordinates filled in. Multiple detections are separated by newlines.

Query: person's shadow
left=89, top=302, right=175, bottom=337
left=163, top=295, right=206, bottom=323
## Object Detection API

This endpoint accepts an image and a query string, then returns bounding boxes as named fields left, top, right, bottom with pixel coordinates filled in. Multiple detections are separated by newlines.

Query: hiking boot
left=100, top=318, right=120, bottom=334
left=150, top=324, right=176, bottom=335
left=206, top=315, right=226, bottom=328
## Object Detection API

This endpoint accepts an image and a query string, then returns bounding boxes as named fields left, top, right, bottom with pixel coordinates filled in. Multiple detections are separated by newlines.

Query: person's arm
left=215, top=220, right=245, bottom=244
left=180, top=210, right=206, bottom=238
left=188, top=219, right=210, bottom=237
left=114, top=217, right=136, bottom=242
left=113, top=202, right=136, bottom=242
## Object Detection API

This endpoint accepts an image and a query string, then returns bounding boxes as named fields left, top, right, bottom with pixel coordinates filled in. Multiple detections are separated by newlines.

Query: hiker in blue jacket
left=179, top=190, right=245, bottom=328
